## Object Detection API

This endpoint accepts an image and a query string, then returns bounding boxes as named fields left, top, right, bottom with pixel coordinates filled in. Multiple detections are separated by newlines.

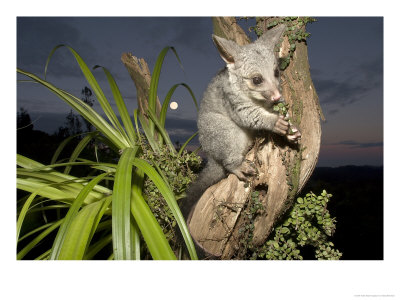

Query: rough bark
left=187, top=17, right=323, bottom=259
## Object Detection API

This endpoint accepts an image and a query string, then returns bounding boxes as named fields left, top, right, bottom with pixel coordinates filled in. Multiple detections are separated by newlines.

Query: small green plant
left=273, top=101, right=299, bottom=135
left=139, top=136, right=202, bottom=250
left=242, top=190, right=342, bottom=260
left=243, top=17, right=315, bottom=70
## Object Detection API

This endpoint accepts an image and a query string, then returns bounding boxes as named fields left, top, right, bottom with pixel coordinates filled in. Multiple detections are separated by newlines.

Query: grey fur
left=182, top=25, right=292, bottom=220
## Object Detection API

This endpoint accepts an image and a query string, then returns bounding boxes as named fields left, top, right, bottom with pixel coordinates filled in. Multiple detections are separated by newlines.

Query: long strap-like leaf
left=160, top=83, right=199, bottom=127
left=45, top=45, right=128, bottom=140
left=50, top=172, right=110, bottom=259
left=112, top=147, right=138, bottom=260
left=64, top=131, right=99, bottom=174
left=95, top=65, right=137, bottom=146
left=57, top=200, right=104, bottom=260
left=130, top=168, right=176, bottom=260
left=113, top=147, right=176, bottom=260
left=148, top=46, right=182, bottom=136
left=17, top=68, right=129, bottom=150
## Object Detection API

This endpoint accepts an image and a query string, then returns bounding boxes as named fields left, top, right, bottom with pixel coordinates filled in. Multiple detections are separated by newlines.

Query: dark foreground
left=302, top=165, right=383, bottom=260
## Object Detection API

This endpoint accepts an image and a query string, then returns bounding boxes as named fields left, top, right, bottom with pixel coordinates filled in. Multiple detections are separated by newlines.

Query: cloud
left=164, top=116, right=198, bottom=144
left=17, top=17, right=98, bottom=78
left=140, top=17, right=213, bottom=55
left=330, top=140, right=383, bottom=148
left=312, top=57, right=383, bottom=109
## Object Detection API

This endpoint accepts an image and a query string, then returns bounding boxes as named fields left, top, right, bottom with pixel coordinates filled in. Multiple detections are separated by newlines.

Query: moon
left=170, top=101, right=178, bottom=110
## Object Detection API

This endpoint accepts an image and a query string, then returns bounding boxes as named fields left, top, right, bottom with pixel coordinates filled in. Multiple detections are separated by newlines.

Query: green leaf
left=147, top=109, right=175, bottom=153
left=17, top=190, right=41, bottom=242
left=45, top=45, right=128, bottom=140
left=130, top=168, right=176, bottom=260
left=64, top=131, right=99, bottom=174
left=95, top=65, right=137, bottom=146
left=17, top=68, right=129, bottom=150
left=18, top=219, right=64, bottom=260
left=160, top=83, right=199, bottom=127
left=112, top=147, right=139, bottom=260
left=130, top=218, right=141, bottom=260
left=57, top=200, right=104, bottom=260
left=84, top=234, right=112, bottom=260
left=51, top=133, right=82, bottom=164
left=138, top=113, right=160, bottom=153
left=178, top=131, right=199, bottom=156
left=148, top=46, right=183, bottom=136
left=49, top=172, right=110, bottom=259
left=18, top=222, right=55, bottom=243
left=280, top=227, right=290, bottom=234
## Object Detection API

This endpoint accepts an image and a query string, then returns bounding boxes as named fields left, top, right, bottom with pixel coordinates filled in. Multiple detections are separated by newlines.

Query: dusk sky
left=6, top=1, right=400, bottom=298
left=16, top=17, right=383, bottom=167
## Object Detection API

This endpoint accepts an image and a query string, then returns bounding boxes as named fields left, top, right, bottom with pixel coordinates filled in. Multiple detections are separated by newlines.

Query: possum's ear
left=256, top=24, right=286, bottom=48
left=212, top=35, right=240, bottom=64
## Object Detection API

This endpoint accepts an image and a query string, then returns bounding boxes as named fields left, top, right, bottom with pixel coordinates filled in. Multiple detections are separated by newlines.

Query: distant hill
left=302, top=165, right=383, bottom=260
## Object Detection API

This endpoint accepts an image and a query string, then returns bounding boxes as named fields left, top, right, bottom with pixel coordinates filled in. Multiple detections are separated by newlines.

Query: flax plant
left=17, top=45, right=199, bottom=260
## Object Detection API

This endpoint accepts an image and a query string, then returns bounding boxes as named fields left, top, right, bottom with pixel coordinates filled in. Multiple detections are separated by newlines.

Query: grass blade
left=17, top=190, right=40, bottom=242
left=64, top=131, right=98, bottom=174
left=57, top=200, right=104, bottom=260
left=35, top=249, right=51, bottom=260
left=95, top=65, right=137, bottom=146
left=131, top=218, right=141, bottom=260
left=147, top=109, right=175, bottom=153
left=130, top=169, right=176, bottom=260
left=51, top=133, right=82, bottom=164
left=50, top=172, right=110, bottom=259
left=178, top=131, right=199, bottom=156
left=160, top=83, right=198, bottom=127
left=17, top=154, right=113, bottom=196
left=84, top=234, right=112, bottom=260
left=17, top=178, right=75, bottom=200
left=45, top=45, right=127, bottom=138
left=138, top=113, right=160, bottom=152
left=112, top=147, right=139, bottom=260
left=87, top=195, right=112, bottom=244
left=148, top=46, right=183, bottom=136
left=18, top=219, right=64, bottom=260
left=17, top=170, right=104, bottom=203
left=18, top=222, right=55, bottom=243
left=133, top=109, right=142, bottom=144
left=17, top=68, right=129, bottom=150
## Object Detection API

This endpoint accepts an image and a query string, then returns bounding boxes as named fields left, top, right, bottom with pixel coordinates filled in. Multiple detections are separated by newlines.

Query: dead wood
left=187, top=17, right=323, bottom=259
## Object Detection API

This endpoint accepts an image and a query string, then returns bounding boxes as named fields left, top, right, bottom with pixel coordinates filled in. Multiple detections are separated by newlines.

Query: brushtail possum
left=182, top=24, right=301, bottom=220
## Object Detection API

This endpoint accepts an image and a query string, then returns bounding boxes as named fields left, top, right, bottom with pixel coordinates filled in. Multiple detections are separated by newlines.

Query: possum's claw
left=232, top=160, right=257, bottom=181
left=287, top=127, right=302, bottom=143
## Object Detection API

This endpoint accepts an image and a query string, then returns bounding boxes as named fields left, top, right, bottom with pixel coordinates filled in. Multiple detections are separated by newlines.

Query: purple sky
left=16, top=17, right=383, bottom=167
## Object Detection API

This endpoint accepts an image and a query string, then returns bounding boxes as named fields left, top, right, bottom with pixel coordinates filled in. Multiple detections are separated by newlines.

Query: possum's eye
left=274, top=68, right=280, bottom=78
left=252, top=76, right=263, bottom=85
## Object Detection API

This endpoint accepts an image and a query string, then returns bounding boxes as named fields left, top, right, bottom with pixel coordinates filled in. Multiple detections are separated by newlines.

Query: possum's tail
left=180, top=158, right=226, bottom=221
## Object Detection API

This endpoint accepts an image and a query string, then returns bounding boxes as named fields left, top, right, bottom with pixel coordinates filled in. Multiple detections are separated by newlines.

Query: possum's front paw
left=232, top=160, right=257, bottom=182
left=286, top=126, right=301, bottom=143
left=273, top=115, right=289, bottom=136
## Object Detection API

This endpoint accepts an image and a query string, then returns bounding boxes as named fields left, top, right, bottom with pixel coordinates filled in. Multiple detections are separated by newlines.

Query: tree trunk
left=187, top=17, right=324, bottom=259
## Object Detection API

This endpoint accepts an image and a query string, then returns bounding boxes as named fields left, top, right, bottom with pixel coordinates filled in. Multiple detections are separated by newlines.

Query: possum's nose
left=271, top=90, right=281, bottom=102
